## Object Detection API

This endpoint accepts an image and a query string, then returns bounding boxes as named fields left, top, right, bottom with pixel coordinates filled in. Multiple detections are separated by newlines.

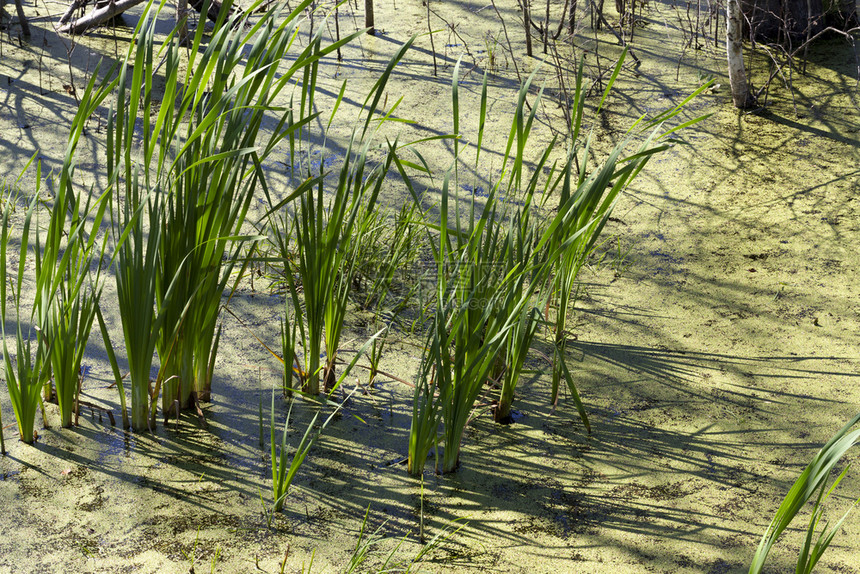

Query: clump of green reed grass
left=269, top=389, right=323, bottom=513
left=1, top=164, right=47, bottom=445
left=43, top=178, right=108, bottom=429
left=749, top=412, right=860, bottom=574
left=76, top=0, right=366, bottom=429
left=2, top=52, right=116, bottom=435
left=403, top=170, right=541, bottom=473
left=402, top=63, right=536, bottom=474
left=2, top=146, right=109, bottom=439
left=403, top=54, right=711, bottom=474
left=35, top=69, right=117, bottom=429
left=403, top=62, right=558, bottom=474
left=263, top=36, right=417, bottom=396
left=150, top=0, right=330, bottom=412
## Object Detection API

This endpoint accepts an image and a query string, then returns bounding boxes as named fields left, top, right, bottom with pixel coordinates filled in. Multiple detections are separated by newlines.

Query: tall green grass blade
left=749, top=413, right=860, bottom=574
left=1, top=179, right=47, bottom=444
left=264, top=32, right=416, bottom=396
left=597, top=48, right=627, bottom=114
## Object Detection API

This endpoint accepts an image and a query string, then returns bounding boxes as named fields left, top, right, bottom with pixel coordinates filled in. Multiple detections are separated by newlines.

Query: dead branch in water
left=57, top=0, right=243, bottom=35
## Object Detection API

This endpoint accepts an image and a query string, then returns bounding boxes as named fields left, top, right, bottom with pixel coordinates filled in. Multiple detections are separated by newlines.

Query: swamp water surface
left=1, top=0, right=859, bottom=572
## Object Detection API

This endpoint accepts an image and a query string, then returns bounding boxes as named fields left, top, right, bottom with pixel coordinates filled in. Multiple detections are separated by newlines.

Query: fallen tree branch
left=57, top=0, right=147, bottom=34
left=58, top=0, right=88, bottom=25
left=754, top=25, right=860, bottom=101
left=57, top=0, right=243, bottom=35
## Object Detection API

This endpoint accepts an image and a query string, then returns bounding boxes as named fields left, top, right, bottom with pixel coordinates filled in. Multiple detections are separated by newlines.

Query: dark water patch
left=460, top=183, right=525, bottom=206
left=282, top=150, right=344, bottom=176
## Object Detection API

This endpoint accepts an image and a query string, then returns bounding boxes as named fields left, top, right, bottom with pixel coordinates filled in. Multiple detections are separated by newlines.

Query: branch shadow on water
left=567, top=339, right=854, bottom=410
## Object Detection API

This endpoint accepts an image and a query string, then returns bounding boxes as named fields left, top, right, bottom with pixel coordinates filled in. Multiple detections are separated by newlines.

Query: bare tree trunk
left=591, top=0, right=604, bottom=29
left=522, top=0, right=532, bottom=56
left=551, top=0, right=570, bottom=39
left=176, top=0, right=189, bottom=44
left=543, top=0, right=550, bottom=53
left=365, top=0, right=374, bottom=35
left=727, top=0, right=753, bottom=107
left=802, top=0, right=812, bottom=72
left=427, top=0, right=437, bottom=75
left=589, top=0, right=641, bottom=63
left=14, top=0, right=31, bottom=38
left=334, top=2, right=342, bottom=60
